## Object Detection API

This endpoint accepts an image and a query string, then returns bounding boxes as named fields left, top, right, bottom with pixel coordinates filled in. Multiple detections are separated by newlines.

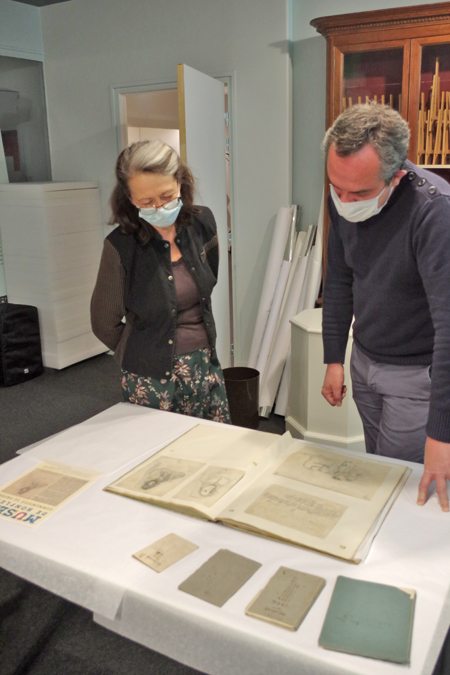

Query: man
left=321, top=103, right=450, bottom=511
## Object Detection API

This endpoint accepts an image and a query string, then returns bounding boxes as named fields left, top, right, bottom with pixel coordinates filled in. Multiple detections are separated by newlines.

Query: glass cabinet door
left=332, top=40, right=410, bottom=124
left=343, top=49, right=404, bottom=110
left=410, top=38, right=450, bottom=169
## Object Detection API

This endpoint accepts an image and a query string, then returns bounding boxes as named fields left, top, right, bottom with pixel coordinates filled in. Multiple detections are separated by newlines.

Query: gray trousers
left=350, top=344, right=431, bottom=463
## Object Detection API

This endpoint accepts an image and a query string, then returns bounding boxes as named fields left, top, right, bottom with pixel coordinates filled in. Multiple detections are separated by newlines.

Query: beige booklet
left=133, top=533, right=198, bottom=572
left=105, top=424, right=411, bottom=563
left=246, top=566, right=325, bottom=630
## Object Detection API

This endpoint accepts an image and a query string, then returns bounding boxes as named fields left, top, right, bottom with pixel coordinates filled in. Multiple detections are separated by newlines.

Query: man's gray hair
left=322, top=103, right=410, bottom=182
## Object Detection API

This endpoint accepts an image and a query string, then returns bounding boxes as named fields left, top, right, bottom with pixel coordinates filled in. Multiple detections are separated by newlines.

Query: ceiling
left=12, top=0, right=71, bottom=6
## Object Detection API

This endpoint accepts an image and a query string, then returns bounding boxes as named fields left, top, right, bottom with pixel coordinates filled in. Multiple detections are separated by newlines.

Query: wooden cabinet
left=311, top=2, right=450, bottom=262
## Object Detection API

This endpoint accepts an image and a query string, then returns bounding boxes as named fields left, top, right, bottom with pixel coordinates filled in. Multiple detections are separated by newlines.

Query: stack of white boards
left=248, top=197, right=324, bottom=417
left=0, top=182, right=107, bottom=369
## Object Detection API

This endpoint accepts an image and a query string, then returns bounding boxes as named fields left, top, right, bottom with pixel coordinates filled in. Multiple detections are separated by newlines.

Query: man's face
left=327, top=143, right=406, bottom=208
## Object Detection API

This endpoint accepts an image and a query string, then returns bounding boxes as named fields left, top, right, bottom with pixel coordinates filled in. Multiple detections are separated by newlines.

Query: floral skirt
left=121, top=347, right=231, bottom=424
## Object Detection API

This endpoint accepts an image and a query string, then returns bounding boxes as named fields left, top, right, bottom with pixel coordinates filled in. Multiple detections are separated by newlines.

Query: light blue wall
left=292, top=0, right=450, bottom=232
left=39, top=0, right=292, bottom=366
left=0, top=0, right=43, bottom=61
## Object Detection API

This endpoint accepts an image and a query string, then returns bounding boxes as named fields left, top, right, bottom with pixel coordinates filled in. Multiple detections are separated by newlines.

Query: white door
left=118, top=94, right=128, bottom=150
left=177, top=64, right=230, bottom=368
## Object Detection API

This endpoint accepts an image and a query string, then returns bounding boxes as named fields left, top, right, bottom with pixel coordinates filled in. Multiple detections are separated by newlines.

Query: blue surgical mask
left=330, top=184, right=393, bottom=223
left=138, top=199, right=183, bottom=228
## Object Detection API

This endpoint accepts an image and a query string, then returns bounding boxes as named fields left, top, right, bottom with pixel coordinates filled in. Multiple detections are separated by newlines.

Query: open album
left=105, top=424, right=411, bottom=563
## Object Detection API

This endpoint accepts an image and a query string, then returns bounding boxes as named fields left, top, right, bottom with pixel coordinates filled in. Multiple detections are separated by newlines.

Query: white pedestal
left=286, top=308, right=365, bottom=452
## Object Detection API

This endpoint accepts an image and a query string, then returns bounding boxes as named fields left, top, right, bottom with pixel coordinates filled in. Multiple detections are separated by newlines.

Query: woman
left=91, top=140, right=231, bottom=424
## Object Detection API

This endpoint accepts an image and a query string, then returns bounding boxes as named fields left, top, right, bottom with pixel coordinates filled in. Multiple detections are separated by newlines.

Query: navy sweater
left=323, top=161, right=450, bottom=443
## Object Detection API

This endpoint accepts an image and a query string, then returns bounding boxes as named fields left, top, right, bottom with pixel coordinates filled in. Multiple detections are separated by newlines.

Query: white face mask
left=138, top=198, right=182, bottom=228
left=329, top=183, right=393, bottom=223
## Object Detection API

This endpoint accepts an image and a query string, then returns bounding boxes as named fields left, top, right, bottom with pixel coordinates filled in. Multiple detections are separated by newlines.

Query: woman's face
left=128, top=172, right=179, bottom=209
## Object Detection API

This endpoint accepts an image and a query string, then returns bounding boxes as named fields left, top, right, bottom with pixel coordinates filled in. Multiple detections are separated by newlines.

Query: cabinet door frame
left=409, top=35, right=450, bottom=165
left=314, top=4, right=450, bottom=281
left=329, top=39, right=411, bottom=127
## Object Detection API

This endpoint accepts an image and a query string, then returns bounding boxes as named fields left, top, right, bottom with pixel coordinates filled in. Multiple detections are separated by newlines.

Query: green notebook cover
left=319, top=576, right=415, bottom=663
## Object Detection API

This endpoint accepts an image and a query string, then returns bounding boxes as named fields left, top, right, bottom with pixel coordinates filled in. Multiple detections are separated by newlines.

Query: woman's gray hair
left=322, top=103, right=410, bottom=182
left=118, top=139, right=180, bottom=179
left=110, top=139, right=198, bottom=244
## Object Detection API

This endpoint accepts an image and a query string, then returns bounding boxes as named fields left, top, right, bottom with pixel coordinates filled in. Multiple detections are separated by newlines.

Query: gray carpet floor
left=0, top=354, right=285, bottom=675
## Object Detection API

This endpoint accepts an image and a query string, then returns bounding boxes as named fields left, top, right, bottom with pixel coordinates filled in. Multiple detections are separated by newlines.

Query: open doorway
left=112, top=77, right=234, bottom=365
left=123, top=89, right=180, bottom=154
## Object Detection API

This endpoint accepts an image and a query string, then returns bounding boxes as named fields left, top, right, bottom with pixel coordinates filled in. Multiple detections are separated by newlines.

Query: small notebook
left=178, top=548, right=261, bottom=607
left=133, top=533, right=198, bottom=572
left=246, top=566, right=325, bottom=630
left=319, top=576, right=416, bottom=663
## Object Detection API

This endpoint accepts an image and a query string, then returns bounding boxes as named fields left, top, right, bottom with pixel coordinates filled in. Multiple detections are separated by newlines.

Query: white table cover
left=0, top=403, right=449, bottom=675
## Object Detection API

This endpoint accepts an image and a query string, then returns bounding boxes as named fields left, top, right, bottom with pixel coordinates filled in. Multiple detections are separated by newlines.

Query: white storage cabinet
left=0, top=182, right=107, bottom=369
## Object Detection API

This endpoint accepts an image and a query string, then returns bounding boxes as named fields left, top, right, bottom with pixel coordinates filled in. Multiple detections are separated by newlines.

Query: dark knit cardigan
left=91, top=206, right=219, bottom=380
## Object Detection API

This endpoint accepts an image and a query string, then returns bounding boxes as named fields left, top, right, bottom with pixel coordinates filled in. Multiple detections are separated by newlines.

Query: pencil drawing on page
left=275, top=448, right=391, bottom=501
left=115, top=457, right=205, bottom=497
left=245, top=484, right=347, bottom=539
left=175, top=466, right=244, bottom=507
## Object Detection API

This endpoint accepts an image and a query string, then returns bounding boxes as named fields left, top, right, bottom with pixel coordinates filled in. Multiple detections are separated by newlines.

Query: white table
left=0, top=403, right=449, bottom=675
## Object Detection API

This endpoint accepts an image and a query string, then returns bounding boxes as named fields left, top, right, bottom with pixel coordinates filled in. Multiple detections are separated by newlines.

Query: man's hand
left=417, top=437, right=450, bottom=512
left=321, top=363, right=347, bottom=407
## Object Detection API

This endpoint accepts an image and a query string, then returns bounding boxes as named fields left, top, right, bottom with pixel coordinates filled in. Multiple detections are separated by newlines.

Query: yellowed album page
left=105, top=424, right=289, bottom=520
left=220, top=444, right=410, bottom=562
left=0, top=462, right=100, bottom=526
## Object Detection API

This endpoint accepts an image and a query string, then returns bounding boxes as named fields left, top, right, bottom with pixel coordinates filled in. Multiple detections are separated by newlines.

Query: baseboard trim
left=285, top=416, right=366, bottom=452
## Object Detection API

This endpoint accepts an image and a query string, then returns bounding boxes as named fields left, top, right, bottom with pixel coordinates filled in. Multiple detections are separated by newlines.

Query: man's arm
left=322, top=198, right=353, bottom=405
left=413, top=194, right=450, bottom=511
left=322, top=363, right=347, bottom=407
left=414, top=195, right=450, bottom=511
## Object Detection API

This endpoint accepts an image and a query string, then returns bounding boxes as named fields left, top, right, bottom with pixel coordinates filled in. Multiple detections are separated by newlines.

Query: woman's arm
left=91, top=239, right=126, bottom=352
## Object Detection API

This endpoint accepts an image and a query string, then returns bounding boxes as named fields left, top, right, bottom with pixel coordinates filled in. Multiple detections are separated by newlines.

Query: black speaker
left=0, top=303, right=44, bottom=386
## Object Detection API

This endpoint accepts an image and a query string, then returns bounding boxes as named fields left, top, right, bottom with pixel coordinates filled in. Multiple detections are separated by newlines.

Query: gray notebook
left=319, top=576, right=416, bottom=663
left=178, top=548, right=261, bottom=607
